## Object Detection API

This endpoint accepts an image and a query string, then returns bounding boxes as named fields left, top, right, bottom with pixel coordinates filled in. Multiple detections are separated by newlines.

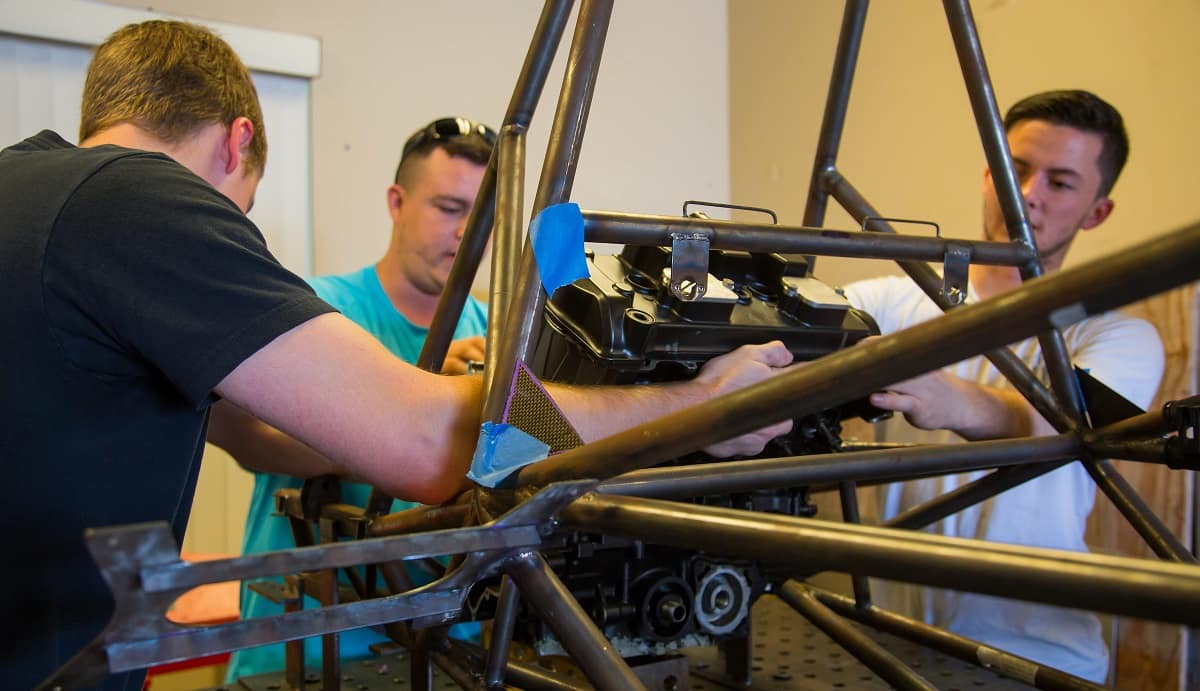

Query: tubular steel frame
left=42, top=1, right=1200, bottom=690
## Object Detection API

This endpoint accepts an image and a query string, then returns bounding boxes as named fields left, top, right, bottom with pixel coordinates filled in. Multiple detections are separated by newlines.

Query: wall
left=109, top=0, right=731, bottom=279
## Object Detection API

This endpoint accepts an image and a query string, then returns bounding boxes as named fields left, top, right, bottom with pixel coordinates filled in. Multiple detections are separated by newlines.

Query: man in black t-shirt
left=0, top=20, right=794, bottom=689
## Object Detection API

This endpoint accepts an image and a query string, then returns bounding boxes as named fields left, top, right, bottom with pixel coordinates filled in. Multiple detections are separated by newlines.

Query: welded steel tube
left=560, top=493, right=1200, bottom=626
left=944, top=0, right=1034, bottom=265
left=778, top=582, right=936, bottom=691
left=485, top=0, right=613, bottom=424
left=811, top=588, right=1107, bottom=691
left=802, top=0, right=869, bottom=232
left=368, top=503, right=471, bottom=538
left=505, top=552, right=646, bottom=690
left=838, top=480, right=872, bottom=605
left=944, top=0, right=1085, bottom=423
left=452, top=640, right=587, bottom=691
left=418, top=163, right=497, bottom=374
left=885, top=461, right=1067, bottom=530
left=597, top=434, right=1080, bottom=499
left=1082, top=438, right=1171, bottom=465
left=484, top=126, right=526, bottom=407
left=580, top=210, right=1034, bottom=266
left=418, top=0, right=573, bottom=373
left=1090, top=408, right=1169, bottom=440
left=516, top=220, right=1200, bottom=487
left=431, top=646, right=481, bottom=690
left=1084, top=458, right=1197, bottom=562
left=483, top=576, right=520, bottom=689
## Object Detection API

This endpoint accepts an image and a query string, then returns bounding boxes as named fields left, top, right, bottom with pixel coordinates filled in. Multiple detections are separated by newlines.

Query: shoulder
left=1064, top=311, right=1164, bottom=408
left=464, top=294, right=489, bottom=320
left=64, top=146, right=249, bottom=241
left=842, top=275, right=919, bottom=304
left=1, top=130, right=73, bottom=157
left=841, top=275, right=932, bottom=334
left=308, top=266, right=377, bottom=311
left=1067, top=310, right=1162, bottom=350
left=455, top=295, right=489, bottom=338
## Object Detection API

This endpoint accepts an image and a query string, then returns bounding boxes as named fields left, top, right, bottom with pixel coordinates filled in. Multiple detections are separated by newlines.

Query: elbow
left=394, top=470, right=468, bottom=506
left=402, top=480, right=462, bottom=507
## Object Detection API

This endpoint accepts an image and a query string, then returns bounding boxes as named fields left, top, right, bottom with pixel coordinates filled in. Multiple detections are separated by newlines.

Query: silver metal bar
left=579, top=210, right=1035, bottom=265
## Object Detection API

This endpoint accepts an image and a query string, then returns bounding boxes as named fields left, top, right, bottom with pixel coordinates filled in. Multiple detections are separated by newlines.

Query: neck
left=81, top=123, right=168, bottom=153
left=81, top=122, right=222, bottom=182
left=971, top=252, right=1064, bottom=301
left=970, top=264, right=1019, bottom=301
left=375, top=250, right=440, bottom=327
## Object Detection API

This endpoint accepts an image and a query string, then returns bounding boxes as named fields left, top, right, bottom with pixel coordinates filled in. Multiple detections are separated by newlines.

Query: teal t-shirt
left=225, top=265, right=487, bottom=682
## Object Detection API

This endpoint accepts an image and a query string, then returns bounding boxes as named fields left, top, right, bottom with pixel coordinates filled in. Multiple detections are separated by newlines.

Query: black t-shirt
left=0, top=131, right=335, bottom=689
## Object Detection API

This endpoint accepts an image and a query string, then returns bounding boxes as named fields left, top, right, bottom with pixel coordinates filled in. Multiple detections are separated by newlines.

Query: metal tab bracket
left=942, top=243, right=971, bottom=306
left=669, top=231, right=711, bottom=301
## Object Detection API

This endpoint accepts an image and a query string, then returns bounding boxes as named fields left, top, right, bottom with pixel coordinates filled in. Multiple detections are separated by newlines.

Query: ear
left=386, top=183, right=405, bottom=221
left=1079, top=197, right=1114, bottom=231
left=224, top=116, right=255, bottom=175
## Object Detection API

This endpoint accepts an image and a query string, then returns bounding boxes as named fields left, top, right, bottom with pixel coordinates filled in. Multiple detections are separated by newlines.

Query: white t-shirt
left=842, top=274, right=1164, bottom=683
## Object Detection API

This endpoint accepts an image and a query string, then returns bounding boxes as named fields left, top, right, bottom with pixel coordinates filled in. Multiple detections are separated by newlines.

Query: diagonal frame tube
left=778, top=581, right=936, bottom=690
left=484, top=0, right=614, bottom=424
left=418, top=0, right=574, bottom=374
left=809, top=586, right=1107, bottom=691
left=597, top=434, right=1081, bottom=499
left=504, top=551, right=646, bottom=690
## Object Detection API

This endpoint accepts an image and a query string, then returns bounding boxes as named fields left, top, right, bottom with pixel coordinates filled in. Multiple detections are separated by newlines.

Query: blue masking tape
left=530, top=202, right=589, bottom=296
left=466, top=421, right=551, bottom=488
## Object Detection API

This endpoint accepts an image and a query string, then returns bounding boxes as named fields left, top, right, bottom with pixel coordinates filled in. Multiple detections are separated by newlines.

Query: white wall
left=107, top=0, right=731, bottom=280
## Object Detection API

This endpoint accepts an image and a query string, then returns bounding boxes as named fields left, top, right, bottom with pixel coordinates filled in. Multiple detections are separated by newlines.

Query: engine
left=516, top=243, right=883, bottom=653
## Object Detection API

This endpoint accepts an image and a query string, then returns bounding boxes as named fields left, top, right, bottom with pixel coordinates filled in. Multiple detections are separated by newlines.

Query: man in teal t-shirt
left=225, top=117, right=496, bottom=681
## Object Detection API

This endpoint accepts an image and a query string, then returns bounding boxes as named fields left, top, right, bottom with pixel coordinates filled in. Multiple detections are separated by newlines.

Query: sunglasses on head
left=401, top=117, right=497, bottom=160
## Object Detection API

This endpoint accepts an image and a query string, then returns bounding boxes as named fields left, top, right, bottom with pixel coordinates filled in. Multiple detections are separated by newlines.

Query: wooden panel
left=1087, top=283, right=1197, bottom=691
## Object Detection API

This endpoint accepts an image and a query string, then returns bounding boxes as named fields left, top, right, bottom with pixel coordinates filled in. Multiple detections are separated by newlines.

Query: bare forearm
left=872, top=370, right=1056, bottom=442
left=546, top=341, right=794, bottom=455
left=547, top=378, right=708, bottom=443
left=215, top=314, right=483, bottom=505
left=207, top=399, right=344, bottom=477
left=947, top=382, right=1055, bottom=441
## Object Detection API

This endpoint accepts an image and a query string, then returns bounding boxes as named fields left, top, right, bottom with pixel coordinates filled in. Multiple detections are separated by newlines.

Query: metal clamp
left=669, top=231, right=711, bottom=301
left=683, top=199, right=778, bottom=224
left=1164, top=395, right=1200, bottom=469
left=942, top=243, right=971, bottom=306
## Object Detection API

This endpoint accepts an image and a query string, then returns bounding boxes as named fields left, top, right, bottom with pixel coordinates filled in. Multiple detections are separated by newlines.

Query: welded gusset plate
left=41, top=482, right=595, bottom=688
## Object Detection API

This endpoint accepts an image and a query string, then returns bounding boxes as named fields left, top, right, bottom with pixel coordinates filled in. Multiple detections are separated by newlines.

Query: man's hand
left=441, top=335, right=486, bottom=375
left=694, top=340, right=796, bottom=457
left=869, top=368, right=1049, bottom=441
left=869, top=368, right=972, bottom=432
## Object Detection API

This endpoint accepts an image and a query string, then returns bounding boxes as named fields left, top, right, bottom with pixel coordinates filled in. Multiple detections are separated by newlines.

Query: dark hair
left=393, top=125, right=494, bottom=187
left=1003, top=89, right=1128, bottom=197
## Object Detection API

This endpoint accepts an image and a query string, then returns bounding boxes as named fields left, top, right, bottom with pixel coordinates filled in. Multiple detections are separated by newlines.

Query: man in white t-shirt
left=843, top=90, right=1164, bottom=683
